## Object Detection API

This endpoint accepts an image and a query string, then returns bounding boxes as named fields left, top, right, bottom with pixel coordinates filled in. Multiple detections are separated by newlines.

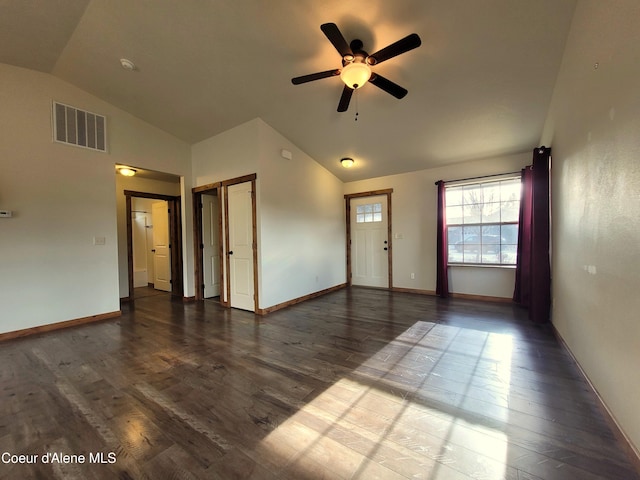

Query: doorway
left=125, top=190, right=183, bottom=300
left=345, top=189, right=393, bottom=289
left=192, top=174, right=258, bottom=311
left=201, top=193, right=221, bottom=298
left=131, top=198, right=172, bottom=291
left=193, top=183, right=224, bottom=304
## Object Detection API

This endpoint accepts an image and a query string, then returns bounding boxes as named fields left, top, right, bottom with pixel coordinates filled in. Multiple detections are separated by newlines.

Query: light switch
left=94, top=236, right=106, bottom=245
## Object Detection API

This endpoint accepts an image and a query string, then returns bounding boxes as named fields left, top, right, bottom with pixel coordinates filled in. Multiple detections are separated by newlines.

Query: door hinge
left=200, top=243, right=204, bottom=249
left=170, top=280, right=173, bottom=284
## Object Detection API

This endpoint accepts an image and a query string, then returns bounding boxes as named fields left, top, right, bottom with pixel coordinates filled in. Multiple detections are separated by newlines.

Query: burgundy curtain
left=514, top=147, right=551, bottom=323
left=436, top=180, right=449, bottom=298
left=513, top=166, right=533, bottom=306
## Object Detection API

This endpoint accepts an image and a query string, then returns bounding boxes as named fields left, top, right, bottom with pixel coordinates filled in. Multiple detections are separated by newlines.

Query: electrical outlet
left=410, top=273, right=415, bottom=279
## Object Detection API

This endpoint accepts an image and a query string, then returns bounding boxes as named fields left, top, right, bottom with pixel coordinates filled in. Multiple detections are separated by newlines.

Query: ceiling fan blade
left=291, top=69, right=340, bottom=85
left=320, top=23, right=353, bottom=58
left=368, top=33, right=421, bottom=65
left=368, top=73, right=408, bottom=99
left=337, top=85, right=353, bottom=112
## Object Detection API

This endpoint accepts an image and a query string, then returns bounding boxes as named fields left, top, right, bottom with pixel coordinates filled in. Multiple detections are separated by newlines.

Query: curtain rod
left=434, top=170, right=523, bottom=186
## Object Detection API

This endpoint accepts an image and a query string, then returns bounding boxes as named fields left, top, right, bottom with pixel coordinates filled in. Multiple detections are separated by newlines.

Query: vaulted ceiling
left=0, top=0, right=577, bottom=181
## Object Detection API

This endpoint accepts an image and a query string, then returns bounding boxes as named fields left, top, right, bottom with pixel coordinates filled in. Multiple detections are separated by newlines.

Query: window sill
left=447, top=263, right=516, bottom=269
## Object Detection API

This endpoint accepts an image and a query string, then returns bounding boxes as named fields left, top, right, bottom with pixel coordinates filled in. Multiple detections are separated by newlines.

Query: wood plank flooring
left=1, top=287, right=638, bottom=479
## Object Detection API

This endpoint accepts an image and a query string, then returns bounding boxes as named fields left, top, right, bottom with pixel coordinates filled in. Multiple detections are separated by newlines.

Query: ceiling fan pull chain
left=355, top=89, right=359, bottom=121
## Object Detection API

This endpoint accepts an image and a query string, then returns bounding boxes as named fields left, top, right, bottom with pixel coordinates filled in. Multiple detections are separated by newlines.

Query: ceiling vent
left=52, top=101, right=107, bottom=152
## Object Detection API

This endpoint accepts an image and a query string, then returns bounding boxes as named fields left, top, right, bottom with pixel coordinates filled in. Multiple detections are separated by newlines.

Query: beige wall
left=256, top=120, right=345, bottom=307
left=191, top=119, right=260, bottom=186
left=0, top=63, right=189, bottom=334
left=344, top=152, right=531, bottom=297
left=541, top=0, right=640, bottom=454
left=191, top=119, right=346, bottom=310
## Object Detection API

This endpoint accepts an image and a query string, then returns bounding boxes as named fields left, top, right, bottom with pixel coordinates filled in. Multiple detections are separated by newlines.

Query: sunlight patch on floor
left=259, top=322, right=515, bottom=479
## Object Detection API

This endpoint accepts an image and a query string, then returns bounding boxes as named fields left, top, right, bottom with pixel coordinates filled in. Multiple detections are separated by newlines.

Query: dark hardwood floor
left=1, top=287, right=638, bottom=479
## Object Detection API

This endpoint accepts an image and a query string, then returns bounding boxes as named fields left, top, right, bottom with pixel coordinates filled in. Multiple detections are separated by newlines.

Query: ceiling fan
left=291, top=23, right=421, bottom=112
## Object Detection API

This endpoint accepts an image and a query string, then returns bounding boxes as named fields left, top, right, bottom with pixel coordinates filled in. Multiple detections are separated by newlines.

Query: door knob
left=151, top=249, right=156, bottom=253
left=228, top=251, right=234, bottom=255
left=384, top=247, right=388, bottom=251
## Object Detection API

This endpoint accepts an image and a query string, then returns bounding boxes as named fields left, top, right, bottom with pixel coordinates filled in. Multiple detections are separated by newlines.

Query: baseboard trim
left=0, top=311, right=122, bottom=343
left=551, top=324, right=640, bottom=471
left=389, top=287, right=512, bottom=304
left=391, top=287, right=437, bottom=296
left=257, top=283, right=347, bottom=315
left=182, top=296, right=196, bottom=303
left=450, top=292, right=513, bottom=303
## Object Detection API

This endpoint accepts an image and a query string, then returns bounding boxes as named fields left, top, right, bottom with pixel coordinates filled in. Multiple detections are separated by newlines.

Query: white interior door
left=351, top=195, right=389, bottom=288
left=227, top=182, right=255, bottom=311
left=151, top=200, right=172, bottom=292
left=132, top=213, right=149, bottom=288
left=202, top=194, right=220, bottom=298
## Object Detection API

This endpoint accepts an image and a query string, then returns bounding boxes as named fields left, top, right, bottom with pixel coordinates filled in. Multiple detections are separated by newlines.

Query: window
left=446, top=177, right=520, bottom=265
left=356, top=202, right=382, bottom=223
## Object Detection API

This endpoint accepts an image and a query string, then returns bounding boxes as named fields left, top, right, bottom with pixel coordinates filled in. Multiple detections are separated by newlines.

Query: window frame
left=445, top=176, right=521, bottom=267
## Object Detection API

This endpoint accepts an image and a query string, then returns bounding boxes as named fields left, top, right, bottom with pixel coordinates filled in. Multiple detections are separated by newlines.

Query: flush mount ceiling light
left=340, top=157, right=355, bottom=168
left=118, top=167, right=137, bottom=177
left=119, top=58, right=136, bottom=71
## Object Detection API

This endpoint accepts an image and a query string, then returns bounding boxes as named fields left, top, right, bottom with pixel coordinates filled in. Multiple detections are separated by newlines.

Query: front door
left=227, top=182, right=255, bottom=311
left=151, top=200, right=171, bottom=292
left=202, top=194, right=220, bottom=298
left=350, top=195, right=389, bottom=288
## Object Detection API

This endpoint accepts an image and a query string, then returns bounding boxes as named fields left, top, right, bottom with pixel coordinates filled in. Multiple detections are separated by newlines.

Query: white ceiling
left=1, top=0, right=577, bottom=181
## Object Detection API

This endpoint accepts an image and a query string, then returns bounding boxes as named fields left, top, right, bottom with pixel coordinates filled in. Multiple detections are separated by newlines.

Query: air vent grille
left=53, top=101, right=107, bottom=152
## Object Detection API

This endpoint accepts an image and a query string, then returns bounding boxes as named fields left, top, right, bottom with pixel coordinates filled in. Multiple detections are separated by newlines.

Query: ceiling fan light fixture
left=118, top=167, right=137, bottom=177
left=291, top=23, right=421, bottom=112
left=340, top=157, right=355, bottom=168
left=340, top=61, right=371, bottom=89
